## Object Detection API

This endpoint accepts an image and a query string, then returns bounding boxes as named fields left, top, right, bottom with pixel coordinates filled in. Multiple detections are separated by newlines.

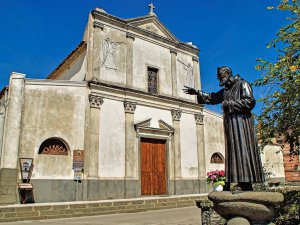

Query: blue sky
left=0, top=0, right=288, bottom=114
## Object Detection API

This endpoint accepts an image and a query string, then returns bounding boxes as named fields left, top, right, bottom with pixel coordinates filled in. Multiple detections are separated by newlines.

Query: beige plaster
left=99, top=99, right=125, bottom=178
left=132, top=38, right=172, bottom=95
left=203, top=109, right=225, bottom=172
left=1, top=73, right=25, bottom=169
left=180, top=113, right=198, bottom=178
left=18, top=82, right=86, bottom=179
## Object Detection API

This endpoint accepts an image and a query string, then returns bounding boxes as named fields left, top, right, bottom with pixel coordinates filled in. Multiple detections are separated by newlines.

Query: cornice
left=25, top=79, right=87, bottom=87
left=91, top=9, right=199, bottom=56
left=93, top=21, right=104, bottom=30
left=87, top=80, right=203, bottom=112
left=126, top=32, right=135, bottom=40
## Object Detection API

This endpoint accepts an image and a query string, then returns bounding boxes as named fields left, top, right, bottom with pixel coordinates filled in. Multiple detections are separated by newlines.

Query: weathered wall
left=282, top=142, right=300, bottom=183
left=176, top=52, right=195, bottom=100
left=132, top=38, right=172, bottom=96
left=56, top=53, right=87, bottom=81
left=19, top=80, right=86, bottom=179
left=0, top=89, right=8, bottom=167
left=98, top=27, right=127, bottom=85
left=134, top=105, right=172, bottom=129
left=203, top=109, right=225, bottom=172
left=99, top=99, right=125, bottom=178
left=180, top=113, right=198, bottom=178
left=261, top=144, right=285, bottom=183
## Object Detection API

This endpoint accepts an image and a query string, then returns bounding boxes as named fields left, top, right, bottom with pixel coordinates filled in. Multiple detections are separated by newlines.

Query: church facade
left=0, top=6, right=225, bottom=204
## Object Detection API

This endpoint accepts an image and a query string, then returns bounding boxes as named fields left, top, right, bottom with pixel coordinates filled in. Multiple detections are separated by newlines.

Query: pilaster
left=170, top=49, right=178, bottom=97
left=87, top=94, right=103, bottom=178
left=0, top=72, right=25, bottom=204
left=126, top=33, right=135, bottom=88
left=195, top=109, right=206, bottom=179
left=92, top=20, right=104, bottom=81
left=124, top=101, right=137, bottom=198
left=171, top=109, right=182, bottom=181
left=192, top=56, right=201, bottom=90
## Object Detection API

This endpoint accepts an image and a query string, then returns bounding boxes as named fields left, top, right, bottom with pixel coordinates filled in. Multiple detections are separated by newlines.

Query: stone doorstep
left=0, top=194, right=208, bottom=223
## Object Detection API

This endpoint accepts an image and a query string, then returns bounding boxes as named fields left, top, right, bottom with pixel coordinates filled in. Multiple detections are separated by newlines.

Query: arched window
left=210, top=152, right=224, bottom=164
left=38, top=138, right=69, bottom=156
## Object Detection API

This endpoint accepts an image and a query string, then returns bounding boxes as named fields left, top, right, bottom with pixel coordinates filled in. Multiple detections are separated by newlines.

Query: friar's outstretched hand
left=183, top=86, right=198, bottom=95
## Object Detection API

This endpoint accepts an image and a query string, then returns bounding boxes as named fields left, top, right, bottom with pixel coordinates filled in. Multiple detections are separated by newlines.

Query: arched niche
left=210, top=152, right=224, bottom=164
left=38, top=137, right=69, bottom=156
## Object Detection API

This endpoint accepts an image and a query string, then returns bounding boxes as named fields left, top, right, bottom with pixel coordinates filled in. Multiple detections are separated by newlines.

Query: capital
left=170, top=48, right=177, bottom=55
left=124, top=101, right=136, bottom=113
left=89, top=94, right=103, bottom=109
left=194, top=111, right=204, bottom=124
left=192, top=56, right=199, bottom=62
left=171, top=109, right=182, bottom=121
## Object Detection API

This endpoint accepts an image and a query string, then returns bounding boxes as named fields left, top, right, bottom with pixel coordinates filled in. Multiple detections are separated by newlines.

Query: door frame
left=138, top=135, right=170, bottom=196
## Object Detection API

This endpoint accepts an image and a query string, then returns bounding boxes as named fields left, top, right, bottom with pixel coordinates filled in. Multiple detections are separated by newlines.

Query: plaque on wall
left=73, top=150, right=84, bottom=170
left=19, top=158, right=34, bottom=183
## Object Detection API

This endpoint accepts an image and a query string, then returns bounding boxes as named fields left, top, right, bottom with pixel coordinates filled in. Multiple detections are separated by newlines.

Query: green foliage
left=273, top=187, right=300, bottom=224
left=254, top=0, right=300, bottom=153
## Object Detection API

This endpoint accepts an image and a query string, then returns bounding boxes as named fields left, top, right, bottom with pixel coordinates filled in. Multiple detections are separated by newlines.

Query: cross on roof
left=148, top=3, right=156, bottom=16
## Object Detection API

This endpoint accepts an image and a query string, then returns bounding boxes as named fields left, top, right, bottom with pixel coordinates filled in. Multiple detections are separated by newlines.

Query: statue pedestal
left=208, top=191, right=284, bottom=225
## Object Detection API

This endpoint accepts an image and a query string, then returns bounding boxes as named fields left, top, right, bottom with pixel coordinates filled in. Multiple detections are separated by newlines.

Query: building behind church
left=0, top=6, right=226, bottom=204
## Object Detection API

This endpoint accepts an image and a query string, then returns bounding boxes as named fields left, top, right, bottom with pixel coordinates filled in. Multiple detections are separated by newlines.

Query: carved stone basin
left=208, top=191, right=284, bottom=224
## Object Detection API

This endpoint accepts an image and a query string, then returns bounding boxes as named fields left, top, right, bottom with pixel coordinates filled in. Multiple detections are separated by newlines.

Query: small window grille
left=38, top=138, right=68, bottom=155
left=210, top=153, right=224, bottom=164
left=147, top=67, right=158, bottom=94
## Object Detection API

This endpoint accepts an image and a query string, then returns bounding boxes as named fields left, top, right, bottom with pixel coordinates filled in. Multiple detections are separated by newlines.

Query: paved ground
left=1, top=206, right=201, bottom=225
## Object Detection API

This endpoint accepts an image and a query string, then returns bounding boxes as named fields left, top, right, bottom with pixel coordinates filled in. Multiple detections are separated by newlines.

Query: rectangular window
left=147, top=67, right=158, bottom=94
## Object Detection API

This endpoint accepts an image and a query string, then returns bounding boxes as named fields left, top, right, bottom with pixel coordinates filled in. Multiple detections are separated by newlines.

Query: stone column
left=170, top=49, right=177, bottom=97
left=171, top=109, right=182, bottom=180
left=87, top=94, right=103, bottom=178
left=195, top=109, right=206, bottom=179
left=126, top=33, right=135, bottom=88
left=124, top=101, right=137, bottom=198
left=192, top=56, right=201, bottom=90
left=92, top=21, right=104, bottom=81
left=0, top=72, right=25, bottom=204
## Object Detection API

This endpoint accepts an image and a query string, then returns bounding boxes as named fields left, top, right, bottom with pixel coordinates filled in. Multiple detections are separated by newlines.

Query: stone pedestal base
left=0, top=168, right=18, bottom=205
left=208, top=191, right=283, bottom=225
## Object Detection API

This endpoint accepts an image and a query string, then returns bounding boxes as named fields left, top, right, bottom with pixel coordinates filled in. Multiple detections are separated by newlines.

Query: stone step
left=0, top=194, right=208, bottom=223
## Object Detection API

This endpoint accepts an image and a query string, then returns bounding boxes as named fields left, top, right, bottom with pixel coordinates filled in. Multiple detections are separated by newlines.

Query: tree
left=254, top=0, right=300, bottom=154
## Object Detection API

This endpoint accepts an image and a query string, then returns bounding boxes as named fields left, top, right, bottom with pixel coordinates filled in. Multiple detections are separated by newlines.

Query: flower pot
left=213, top=184, right=223, bottom=192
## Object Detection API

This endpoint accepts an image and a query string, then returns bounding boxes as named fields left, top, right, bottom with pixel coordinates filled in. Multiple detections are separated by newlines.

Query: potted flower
left=206, top=170, right=226, bottom=191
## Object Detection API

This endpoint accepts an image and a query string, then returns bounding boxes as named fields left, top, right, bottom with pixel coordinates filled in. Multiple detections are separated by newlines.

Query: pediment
left=134, top=118, right=174, bottom=134
left=126, top=16, right=178, bottom=42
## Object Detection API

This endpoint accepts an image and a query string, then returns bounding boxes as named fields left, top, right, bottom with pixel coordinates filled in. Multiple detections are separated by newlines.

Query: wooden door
left=141, top=138, right=167, bottom=195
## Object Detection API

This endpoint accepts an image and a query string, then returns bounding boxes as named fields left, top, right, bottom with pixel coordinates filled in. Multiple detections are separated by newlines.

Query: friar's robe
left=198, top=76, right=265, bottom=183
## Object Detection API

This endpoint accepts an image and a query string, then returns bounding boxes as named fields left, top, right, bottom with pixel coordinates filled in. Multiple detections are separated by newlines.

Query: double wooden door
left=141, top=138, right=167, bottom=195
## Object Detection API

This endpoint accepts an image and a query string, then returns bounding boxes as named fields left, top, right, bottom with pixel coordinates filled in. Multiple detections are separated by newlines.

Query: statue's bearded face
left=217, top=71, right=230, bottom=86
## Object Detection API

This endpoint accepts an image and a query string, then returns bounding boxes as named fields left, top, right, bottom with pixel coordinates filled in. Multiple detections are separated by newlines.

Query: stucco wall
left=261, top=145, right=285, bottom=180
left=132, top=38, right=172, bottom=96
left=99, top=27, right=127, bottom=85
left=56, top=53, right=86, bottom=81
left=176, top=52, right=194, bottom=100
left=203, top=109, right=225, bottom=172
left=180, top=113, right=198, bottom=178
left=19, top=81, right=86, bottom=179
left=99, top=99, right=125, bottom=178
left=134, top=105, right=172, bottom=128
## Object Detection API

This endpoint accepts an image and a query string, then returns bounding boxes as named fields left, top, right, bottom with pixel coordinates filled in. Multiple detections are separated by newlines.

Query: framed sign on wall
left=19, top=158, right=34, bottom=183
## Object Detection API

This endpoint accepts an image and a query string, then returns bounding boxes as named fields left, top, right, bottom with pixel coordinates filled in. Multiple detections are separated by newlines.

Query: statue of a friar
left=183, top=66, right=265, bottom=191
